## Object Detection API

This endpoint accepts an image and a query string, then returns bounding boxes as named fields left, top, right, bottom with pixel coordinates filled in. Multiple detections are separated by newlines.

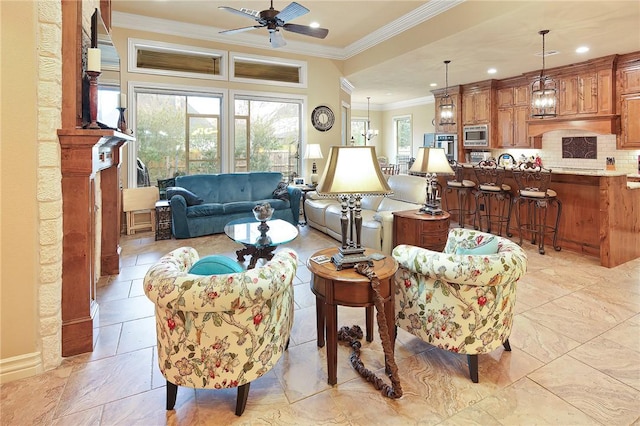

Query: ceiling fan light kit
left=439, top=60, right=456, bottom=126
left=531, top=29, right=558, bottom=119
left=219, top=1, right=329, bottom=48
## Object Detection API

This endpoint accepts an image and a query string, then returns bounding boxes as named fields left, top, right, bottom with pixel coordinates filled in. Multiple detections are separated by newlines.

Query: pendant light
left=362, top=97, right=379, bottom=141
left=439, top=60, right=455, bottom=126
left=531, top=30, right=557, bottom=118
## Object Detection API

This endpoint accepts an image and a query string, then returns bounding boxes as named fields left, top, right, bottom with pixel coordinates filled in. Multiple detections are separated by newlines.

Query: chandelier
left=362, top=97, right=379, bottom=141
left=439, top=60, right=455, bottom=125
left=531, top=30, right=557, bottom=118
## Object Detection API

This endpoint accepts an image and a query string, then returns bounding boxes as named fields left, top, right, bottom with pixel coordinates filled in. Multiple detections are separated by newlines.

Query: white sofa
left=304, top=174, right=427, bottom=254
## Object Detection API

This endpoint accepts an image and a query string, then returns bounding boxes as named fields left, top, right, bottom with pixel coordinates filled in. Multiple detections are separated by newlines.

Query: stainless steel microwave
left=463, top=124, right=489, bottom=147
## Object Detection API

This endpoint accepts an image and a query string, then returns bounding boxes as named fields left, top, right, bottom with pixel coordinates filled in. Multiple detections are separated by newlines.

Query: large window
left=394, top=115, right=412, bottom=171
left=233, top=96, right=301, bottom=181
left=135, top=91, right=222, bottom=183
left=132, top=87, right=302, bottom=185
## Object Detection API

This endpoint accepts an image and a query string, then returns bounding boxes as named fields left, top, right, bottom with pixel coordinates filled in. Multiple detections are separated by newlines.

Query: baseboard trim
left=0, top=352, right=43, bottom=384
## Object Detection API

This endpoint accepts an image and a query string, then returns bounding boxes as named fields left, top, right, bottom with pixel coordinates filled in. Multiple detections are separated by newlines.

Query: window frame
left=229, top=52, right=308, bottom=89
left=128, top=38, right=228, bottom=81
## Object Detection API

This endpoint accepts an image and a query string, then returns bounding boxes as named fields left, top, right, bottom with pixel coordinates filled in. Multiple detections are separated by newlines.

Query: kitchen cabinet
left=620, top=94, right=640, bottom=148
left=616, top=52, right=640, bottom=149
left=496, top=85, right=536, bottom=148
left=462, top=89, right=491, bottom=125
left=558, top=69, right=613, bottom=116
left=497, top=106, right=532, bottom=148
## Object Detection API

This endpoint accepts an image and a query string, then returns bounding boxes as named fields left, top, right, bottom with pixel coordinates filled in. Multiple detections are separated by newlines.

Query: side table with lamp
left=311, top=146, right=401, bottom=392
left=408, top=147, right=455, bottom=215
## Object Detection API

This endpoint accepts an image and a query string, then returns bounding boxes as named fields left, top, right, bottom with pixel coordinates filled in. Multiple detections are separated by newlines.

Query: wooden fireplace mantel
left=58, top=128, right=134, bottom=356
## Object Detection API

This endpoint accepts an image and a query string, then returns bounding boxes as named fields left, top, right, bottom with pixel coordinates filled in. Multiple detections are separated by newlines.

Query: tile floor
left=1, top=225, right=639, bottom=425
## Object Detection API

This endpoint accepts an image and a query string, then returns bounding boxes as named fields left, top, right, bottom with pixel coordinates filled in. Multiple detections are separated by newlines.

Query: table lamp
left=316, top=146, right=392, bottom=269
left=409, top=147, right=454, bottom=215
left=304, top=144, right=324, bottom=186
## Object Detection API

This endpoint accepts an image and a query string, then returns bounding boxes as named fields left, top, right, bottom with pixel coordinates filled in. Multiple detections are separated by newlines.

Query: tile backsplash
left=491, top=130, right=640, bottom=174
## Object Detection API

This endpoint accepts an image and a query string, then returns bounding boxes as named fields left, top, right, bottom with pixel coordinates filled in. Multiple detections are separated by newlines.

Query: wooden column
left=58, top=129, right=132, bottom=356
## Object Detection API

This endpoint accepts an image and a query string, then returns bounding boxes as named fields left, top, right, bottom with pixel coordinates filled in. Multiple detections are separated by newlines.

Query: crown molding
left=342, top=0, right=466, bottom=59
left=112, top=1, right=464, bottom=61
left=352, top=96, right=435, bottom=111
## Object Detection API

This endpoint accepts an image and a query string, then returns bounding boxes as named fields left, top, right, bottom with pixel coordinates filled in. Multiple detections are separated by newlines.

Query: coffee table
left=224, top=218, right=298, bottom=269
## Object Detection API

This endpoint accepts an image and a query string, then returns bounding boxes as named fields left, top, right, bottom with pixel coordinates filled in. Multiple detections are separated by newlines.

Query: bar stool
left=444, top=160, right=477, bottom=228
left=512, top=162, right=562, bottom=254
left=473, top=159, right=513, bottom=236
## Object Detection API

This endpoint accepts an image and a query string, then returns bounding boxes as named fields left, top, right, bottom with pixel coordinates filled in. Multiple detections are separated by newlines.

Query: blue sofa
left=169, top=172, right=301, bottom=239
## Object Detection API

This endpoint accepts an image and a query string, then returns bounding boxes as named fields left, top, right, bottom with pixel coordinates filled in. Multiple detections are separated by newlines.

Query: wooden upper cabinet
left=555, top=57, right=615, bottom=117
left=618, top=62, right=640, bottom=94
left=558, top=75, right=579, bottom=115
left=496, top=82, right=533, bottom=148
left=620, top=94, right=640, bottom=148
left=462, top=89, right=491, bottom=125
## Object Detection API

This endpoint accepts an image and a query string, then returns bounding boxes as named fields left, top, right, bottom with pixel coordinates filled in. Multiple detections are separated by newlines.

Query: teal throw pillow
left=166, top=187, right=203, bottom=206
left=189, top=255, right=244, bottom=275
left=455, top=236, right=500, bottom=255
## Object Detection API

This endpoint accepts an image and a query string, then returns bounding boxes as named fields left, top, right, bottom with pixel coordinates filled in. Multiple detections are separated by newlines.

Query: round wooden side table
left=307, top=247, right=398, bottom=385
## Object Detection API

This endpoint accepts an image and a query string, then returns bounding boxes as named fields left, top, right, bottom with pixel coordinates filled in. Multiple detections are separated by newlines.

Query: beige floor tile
left=528, top=354, right=640, bottom=425
left=51, top=406, right=103, bottom=426
left=117, top=316, right=157, bottom=354
left=476, top=377, right=600, bottom=425
left=606, top=314, right=640, bottom=353
left=569, top=335, right=640, bottom=391
left=99, top=295, right=155, bottom=327
left=509, top=314, right=582, bottom=363
left=54, top=348, right=153, bottom=418
left=0, top=366, right=73, bottom=425
left=436, top=405, right=502, bottom=426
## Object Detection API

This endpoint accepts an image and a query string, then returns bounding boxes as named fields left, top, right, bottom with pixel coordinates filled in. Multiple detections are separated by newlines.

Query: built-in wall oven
left=435, top=134, right=458, bottom=161
left=463, top=124, right=489, bottom=147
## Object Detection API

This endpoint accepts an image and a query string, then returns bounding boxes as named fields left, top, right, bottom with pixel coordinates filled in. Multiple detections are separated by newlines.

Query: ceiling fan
left=218, top=1, right=329, bottom=48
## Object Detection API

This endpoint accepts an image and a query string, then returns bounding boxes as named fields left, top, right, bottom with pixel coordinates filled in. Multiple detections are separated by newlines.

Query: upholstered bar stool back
left=512, top=162, right=562, bottom=254
left=444, top=160, right=477, bottom=228
left=472, top=159, right=513, bottom=236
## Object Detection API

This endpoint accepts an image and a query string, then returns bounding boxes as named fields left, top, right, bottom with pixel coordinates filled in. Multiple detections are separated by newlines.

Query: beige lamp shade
left=304, top=144, right=323, bottom=160
left=409, top=147, right=455, bottom=175
left=317, top=146, right=391, bottom=195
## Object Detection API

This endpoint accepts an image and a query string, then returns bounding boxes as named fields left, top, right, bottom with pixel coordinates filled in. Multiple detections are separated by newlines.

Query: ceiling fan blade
left=218, top=6, right=259, bottom=20
left=270, top=30, right=286, bottom=48
left=283, top=23, right=328, bottom=39
left=219, top=25, right=264, bottom=35
left=275, top=2, right=309, bottom=24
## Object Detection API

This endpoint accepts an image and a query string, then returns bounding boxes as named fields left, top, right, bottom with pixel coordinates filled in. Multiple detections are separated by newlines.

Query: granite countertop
left=458, top=163, right=640, bottom=189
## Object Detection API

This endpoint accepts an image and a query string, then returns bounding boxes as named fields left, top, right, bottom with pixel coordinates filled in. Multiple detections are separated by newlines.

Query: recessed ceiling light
left=576, top=46, right=589, bottom=54
left=487, top=68, right=497, bottom=74
left=430, top=83, right=437, bottom=87
left=310, top=22, right=320, bottom=28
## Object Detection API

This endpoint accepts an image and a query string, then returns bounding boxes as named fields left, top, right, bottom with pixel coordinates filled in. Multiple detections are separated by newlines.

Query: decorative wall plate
left=311, top=105, right=335, bottom=132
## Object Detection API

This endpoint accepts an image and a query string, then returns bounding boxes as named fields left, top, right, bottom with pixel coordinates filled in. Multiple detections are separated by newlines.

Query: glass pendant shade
left=439, top=60, right=456, bottom=125
left=362, top=97, right=378, bottom=141
left=531, top=30, right=558, bottom=118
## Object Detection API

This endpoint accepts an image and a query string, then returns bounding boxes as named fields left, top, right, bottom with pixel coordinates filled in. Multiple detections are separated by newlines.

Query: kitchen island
left=441, top=166, right=640, bottom=268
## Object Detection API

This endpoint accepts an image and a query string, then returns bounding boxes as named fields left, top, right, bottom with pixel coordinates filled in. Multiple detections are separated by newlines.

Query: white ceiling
left=112, top=0, right=640, bottom=107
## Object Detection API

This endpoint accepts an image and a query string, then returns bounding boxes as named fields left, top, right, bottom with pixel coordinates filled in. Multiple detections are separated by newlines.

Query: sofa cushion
left=167, top=187, right=204, bottom=206
left=377, top=197, right=424, bottom=213
left=272, top=181, right=290, bottom=201
left=223, top=201, right=258, bottom=214
left=455, top=234, right=500, bottom=255
left=186, top=203, right=224, bottom=218
left=387, top=175, right=427, bottom=204
left=188, top=255, right=244, bottom=275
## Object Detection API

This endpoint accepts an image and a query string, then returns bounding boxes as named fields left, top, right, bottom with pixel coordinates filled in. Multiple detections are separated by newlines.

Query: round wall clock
left=311, top=105, right=335, bottom=132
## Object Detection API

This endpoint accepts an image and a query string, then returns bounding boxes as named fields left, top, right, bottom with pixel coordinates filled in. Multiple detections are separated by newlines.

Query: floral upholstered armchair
left=393, top=228, right=527, bottom=383
left=143, top=247, right=298, bottom=416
